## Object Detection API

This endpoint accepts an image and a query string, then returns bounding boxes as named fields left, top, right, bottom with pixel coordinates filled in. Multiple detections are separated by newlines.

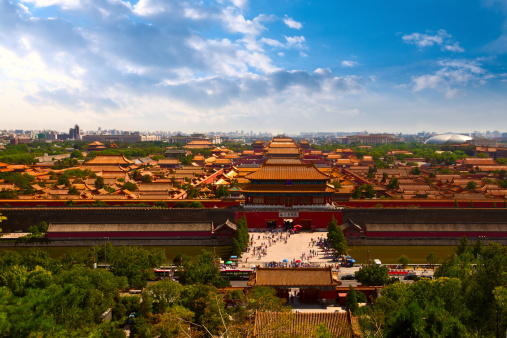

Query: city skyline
left=1, top=0, right=507, bottom=133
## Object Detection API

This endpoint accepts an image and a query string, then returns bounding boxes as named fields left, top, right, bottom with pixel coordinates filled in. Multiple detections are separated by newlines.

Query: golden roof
left=246, top=162, right=330, bottom=181
left=84, top=154, right=134, bottom=165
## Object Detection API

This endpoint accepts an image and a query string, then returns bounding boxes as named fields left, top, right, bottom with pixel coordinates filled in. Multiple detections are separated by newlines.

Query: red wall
left=234, top=211, right=343, bottom=229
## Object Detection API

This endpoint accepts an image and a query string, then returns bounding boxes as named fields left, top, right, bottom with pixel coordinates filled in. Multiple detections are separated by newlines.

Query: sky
left=1, top=0, right=507, bottom=134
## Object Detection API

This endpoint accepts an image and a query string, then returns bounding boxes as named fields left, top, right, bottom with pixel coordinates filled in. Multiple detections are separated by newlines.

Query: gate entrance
left=283, top=219, right=294, bottom=230
left=301, top=220, right=312, bottom=231
left=266, top=220, right=277, bottom=230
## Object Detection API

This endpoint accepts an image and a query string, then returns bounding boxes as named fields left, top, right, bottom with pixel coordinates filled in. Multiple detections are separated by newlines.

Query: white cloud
left=341, top=60, right=357, bottom=67
left=412, top=59, right=489, bottom=96
left=260, top=38, right=285, bottom=48
left=402, top=29, right=465, bottom=52
left=283, top=15, right=302, bottom=29
left=299, top=51, right=307, bottom=57
left=285, top=35, right=306, bottom=49
left=21, top=0, right=81, bottom=9
left=0, top=0, right=373, bottom=132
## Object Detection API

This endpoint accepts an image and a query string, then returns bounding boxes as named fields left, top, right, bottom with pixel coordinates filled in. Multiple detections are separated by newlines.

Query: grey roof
left=425, top=134, right=472, bottom=144
left=48, top=222, right=213, bottom=232
left=340, top=219, right=362, bottom=231
left=214, top=219, right=237, bottom=232
left=366, top=223, right=507, bottom=232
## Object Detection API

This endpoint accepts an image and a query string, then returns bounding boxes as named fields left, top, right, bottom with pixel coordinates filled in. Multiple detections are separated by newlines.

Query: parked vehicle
left=341, top=274, right=356, bottom=280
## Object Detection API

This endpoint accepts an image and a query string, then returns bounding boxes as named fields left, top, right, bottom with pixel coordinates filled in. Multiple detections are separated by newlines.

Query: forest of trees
left=355, top=239, right=507, bottom=337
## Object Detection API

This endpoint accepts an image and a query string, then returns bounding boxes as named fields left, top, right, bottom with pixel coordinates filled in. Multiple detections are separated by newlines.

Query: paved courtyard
left=240, top=231, right=346, bottom=268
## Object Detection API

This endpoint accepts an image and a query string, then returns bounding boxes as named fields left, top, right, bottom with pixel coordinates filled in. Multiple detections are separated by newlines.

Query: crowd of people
left=246, top=230, right=292, bottom=260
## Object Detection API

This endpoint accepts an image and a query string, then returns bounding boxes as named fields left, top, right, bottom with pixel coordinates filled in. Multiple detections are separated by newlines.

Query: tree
left=327, top=216, right=347, bottom=256
left=141, top=174, right=152, bottom=183
left=94, top=176, right=104, bottom=189
left=121, top=182, right=138, bottom=191
left=426, top=252, right=440, bottom=267
left=182, top=250, right=229, bottom=288
left=143, top=279, right=183, bottom=314
left=215, top=185, right=230, bottom=198
left=398, top=255, right=410, bottom=268
left=246, top=286, right=288, bottom=313
left=231, top=238, right=243, bottom=256
left=352, top=186, right=362, bottom=199
left=380, top=172, right=388, bottom=183
left=70, top=150, right=83, bottom=159
left=346, top=285, right=359, bottom=315
left=466, top=181, right=477, bottom=190
left=355, top=265, right=390, bottom=286
left=68, top=185, right=79, bottom=195
left=411, top=167, right=421, bottom=175
left=387, top=177, right=399, bottom=190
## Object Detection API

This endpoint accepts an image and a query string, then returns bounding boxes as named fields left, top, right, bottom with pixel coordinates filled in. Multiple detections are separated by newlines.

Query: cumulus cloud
left=412, top=59, right=489, bottom=97
left=402, top=29, right=465, bottom=52
left=285, top=35, right=306, bottom=49
left=341, top=60, right=357, bottom=67
left=0, top=0, right=366, bottom=131
left=283, top=15, right=302, bottom=29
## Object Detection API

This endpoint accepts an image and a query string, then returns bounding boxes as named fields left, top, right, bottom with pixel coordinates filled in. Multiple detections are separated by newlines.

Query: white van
left=374, top=259, right=382, bottom=266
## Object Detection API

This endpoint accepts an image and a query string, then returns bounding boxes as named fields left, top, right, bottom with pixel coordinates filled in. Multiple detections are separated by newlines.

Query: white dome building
left=424, top=134, right=472, bottom=144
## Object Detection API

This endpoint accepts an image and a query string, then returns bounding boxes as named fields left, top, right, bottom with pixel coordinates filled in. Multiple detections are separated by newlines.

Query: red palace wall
left=234, top=211, right=343, bottom=229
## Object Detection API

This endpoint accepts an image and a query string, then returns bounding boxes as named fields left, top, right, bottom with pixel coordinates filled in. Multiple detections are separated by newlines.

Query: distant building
left=82, top=134, right=159, bottom=143
left=168, top=133, right=221, bottom=144
left=69, top=125, right=81, bottom=140
left=470, top=139, right=497, bottom=147
left=342, top=134, right=401, bottom=144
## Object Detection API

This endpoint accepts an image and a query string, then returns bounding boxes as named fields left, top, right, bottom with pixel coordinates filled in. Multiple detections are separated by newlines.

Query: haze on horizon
left=1, top=0, right=507, bottom=134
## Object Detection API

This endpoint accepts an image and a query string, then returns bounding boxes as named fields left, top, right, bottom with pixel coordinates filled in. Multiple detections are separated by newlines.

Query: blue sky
left=1, top=0, right=506, bottom=134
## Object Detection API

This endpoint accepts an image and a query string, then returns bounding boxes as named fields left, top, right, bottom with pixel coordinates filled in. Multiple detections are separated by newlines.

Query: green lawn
left=347, top=246, right=457, bottom=264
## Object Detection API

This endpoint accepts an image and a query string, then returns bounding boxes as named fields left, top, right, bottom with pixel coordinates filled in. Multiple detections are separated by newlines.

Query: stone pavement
left=239, top=232, right=339, bottom=268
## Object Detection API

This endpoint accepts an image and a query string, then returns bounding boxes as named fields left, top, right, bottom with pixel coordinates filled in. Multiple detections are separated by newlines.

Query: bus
left=154, top=266, right=178, bottom=280
left=220, top=268, right=252, bottom=281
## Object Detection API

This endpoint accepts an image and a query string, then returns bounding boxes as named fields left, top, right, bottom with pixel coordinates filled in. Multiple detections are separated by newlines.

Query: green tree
left=411, top=166, right=421, bottom=175
left=70, top=150, right=83, bottom=159
left=466, top=181, right=477, bottom=190
left=246, top=286, right=288, bottom=313
left=182, top=250, right=229, bottom=288
left=346, top=285, right=359, bottom=315
left=95, top=176, right=105, bottom=189
left=143, top=279, right=183, bottom=314
left=327, top=215, right=347, bottom=256
left=426, top=252, right=440, bottom=267
left=398, top=255, right=410, bottom=268
left=121, top=181, right=138, bottom=191
left=355, top=265, right=390, bottom=286
left=141, top=174, right=152, bottom=183
left=215, top=185, right=230, bottom=198
left=68, top=185, right=79, bottom=195
left=381, top=172, right=388, bottom=183
left=231, top=238, right=243, bottom=256
left=387, top=177, right=399, bottom=190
